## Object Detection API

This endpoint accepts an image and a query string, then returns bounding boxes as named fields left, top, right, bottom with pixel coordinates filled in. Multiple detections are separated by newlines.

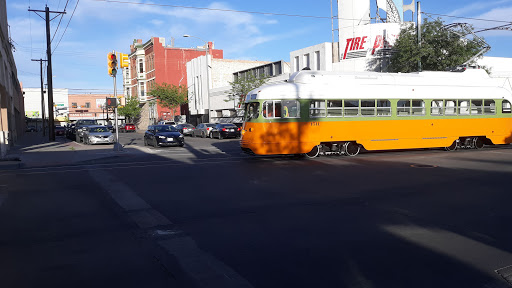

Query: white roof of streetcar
left=245, top=69, right=512, bottom=102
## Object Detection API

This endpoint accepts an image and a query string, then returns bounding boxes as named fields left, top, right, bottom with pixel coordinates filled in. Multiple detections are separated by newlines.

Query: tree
left=147, top=83, right=188, bottom=118
left=118, top=96, right=142, bottom=123
left=227, top=72, right=269, bottom=108
left=389, top=19, right=483, bottom=73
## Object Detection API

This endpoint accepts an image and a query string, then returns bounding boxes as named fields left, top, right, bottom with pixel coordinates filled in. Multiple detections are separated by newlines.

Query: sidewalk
left=0, top=132, right=144, bottom=169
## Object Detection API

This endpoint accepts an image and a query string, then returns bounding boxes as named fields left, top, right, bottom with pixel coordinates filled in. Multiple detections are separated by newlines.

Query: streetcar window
left=412, top=100, right=425, bottom=115
left=282, top=100, right=300, bottom=118
left=310, top=100, right=326, bottom=118
left=327, top=100, right=343, bottom=117
left=484, top=100, right=496, bottom=114
left=398, top=100, right=424, bottom=116
left=246, top=102, right=260, bottom=121
left=431, top=100, right=444, bottom=116
left=397, top=100, right=411, bottom=116
left=502, top=100, right=511, bottom=114
left=361, top=100, right=376, bottom=117
left=377, top=100, right=391, bottom=116
left=275, top=101, right=282, bottom=117
left=344, top=100, right=359, bottom=117
left=470, top=100, right=482, bottom=115
left=445, top=100, right=457, bottom=115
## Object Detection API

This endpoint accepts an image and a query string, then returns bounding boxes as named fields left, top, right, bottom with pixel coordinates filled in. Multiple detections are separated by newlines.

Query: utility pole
left=28, top=6, right=66, bottom=141
left=31, top=59, right=48, bottom=136
left=417, top=1, right=422, bottom=72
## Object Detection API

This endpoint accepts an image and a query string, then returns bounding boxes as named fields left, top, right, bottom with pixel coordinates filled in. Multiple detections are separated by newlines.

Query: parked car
left=192, top=123, right=216, bottom=138
left=54, top=126, right=66, bottom=136
left=175, top=123, right=195, bottom=136
left=66, top=123, right=76, bottom=139
left=144, top=125, right=184, bottom=147
left=74, top=119, right=99, bottom=143
left=26, top=125, right=36, bottom=132
left=118, top=123, right=136, bottom=133
left=209, top=123, right=241, bottom=139
left=157, top=121, right=176, bottom=127
left=83, top=126, right=115, bottom=145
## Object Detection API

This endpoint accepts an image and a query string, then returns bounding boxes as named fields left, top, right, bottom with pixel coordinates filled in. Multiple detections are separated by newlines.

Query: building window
left=139, top=59, right=144, bottom=73
left=126, top=88, right=130, bottom=97
left=140, top=83, right=145, bottom=97
left=71, top=102, right=77, bottom=108
left=85, top=102, right=90, bottom=108
left=303, top=54, right=310, bottom=69
left=315, top=51, right=320, bottom=70
left=295, top=56, right=299, bottom=72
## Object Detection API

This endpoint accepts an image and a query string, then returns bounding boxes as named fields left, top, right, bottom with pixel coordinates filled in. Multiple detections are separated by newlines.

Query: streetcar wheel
left=304, top=145, right=320, bottom=158
left=344, top=142, right=360, bottom=156
left=474, top=137, right=485, bottom=149
left=444, top=140, right=457, bottom=151
left=201, top=132, right=206, bottom=138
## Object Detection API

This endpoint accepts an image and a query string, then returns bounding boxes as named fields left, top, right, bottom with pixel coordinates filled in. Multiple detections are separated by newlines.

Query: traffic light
left=118, top=52, right=129, bottom=68
left=106, top=98, right=117, bottom=108
left=108, top=52, right=117, bottom=77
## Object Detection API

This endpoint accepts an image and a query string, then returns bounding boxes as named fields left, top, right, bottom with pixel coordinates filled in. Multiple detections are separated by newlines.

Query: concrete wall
left=290, top=42, right=333, bottom=72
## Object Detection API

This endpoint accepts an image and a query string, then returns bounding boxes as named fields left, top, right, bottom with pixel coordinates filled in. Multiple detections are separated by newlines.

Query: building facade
left=0, top=0, right=24, bottom=158
left=24, top=88, right=69, bottom=127
left=187, top=58, right=290, bottom=124
left=124, top=37, right=223, bottom=128
left=68, top=94, right=122, bottom=125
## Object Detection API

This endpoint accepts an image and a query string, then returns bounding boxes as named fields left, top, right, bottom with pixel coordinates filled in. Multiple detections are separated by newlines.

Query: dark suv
left=74, top=119, right=99, bottom=143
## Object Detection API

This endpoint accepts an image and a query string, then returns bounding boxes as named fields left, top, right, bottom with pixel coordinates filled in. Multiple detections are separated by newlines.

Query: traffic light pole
left=113, top=72, right=122, bottom=152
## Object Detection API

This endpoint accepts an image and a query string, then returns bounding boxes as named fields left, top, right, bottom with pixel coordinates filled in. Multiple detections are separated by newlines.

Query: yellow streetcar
left=240, top=69, right=512, bottom=157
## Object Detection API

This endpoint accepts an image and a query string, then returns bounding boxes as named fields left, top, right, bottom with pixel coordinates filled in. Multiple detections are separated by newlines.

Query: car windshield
left=206, top=124, right=216, bottom=127
left=90, top=127, right=108, bottom=133
left=154, top=125, right=177, bottom=132
left=220, top=124, right=236, bottom=128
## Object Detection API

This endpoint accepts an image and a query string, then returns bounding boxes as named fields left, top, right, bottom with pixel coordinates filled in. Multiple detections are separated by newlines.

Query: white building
left=24, top=88, right=69, bottom=126
left=186, top=57, right=273, bottom=124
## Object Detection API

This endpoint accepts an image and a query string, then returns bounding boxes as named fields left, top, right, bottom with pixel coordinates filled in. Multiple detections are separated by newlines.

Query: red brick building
left=124, top=37, right=223, bottom=127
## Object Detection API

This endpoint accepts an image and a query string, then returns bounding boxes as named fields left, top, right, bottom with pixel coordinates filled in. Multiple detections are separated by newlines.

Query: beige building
left=0, top=0, right=24, bottom=158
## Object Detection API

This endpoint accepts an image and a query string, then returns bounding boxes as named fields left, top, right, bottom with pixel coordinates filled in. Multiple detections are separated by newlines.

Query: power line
left=50, top=0, right=70, bottom=44
left=53, top=0, right=79, bottom=55
left=422, top=12, right=512, bottom=24
left=93, top=0, right=337, bottom=20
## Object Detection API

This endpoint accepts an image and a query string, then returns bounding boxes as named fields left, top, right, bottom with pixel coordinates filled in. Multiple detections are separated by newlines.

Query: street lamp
left=183, top=34, right=210, bottom=122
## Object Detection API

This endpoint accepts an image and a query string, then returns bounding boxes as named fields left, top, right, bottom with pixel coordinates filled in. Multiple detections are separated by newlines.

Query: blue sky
left=7, top=0, right=512, bottom=94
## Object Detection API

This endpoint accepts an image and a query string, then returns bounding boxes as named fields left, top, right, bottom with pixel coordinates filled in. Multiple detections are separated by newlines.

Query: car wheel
left=153, top=139, right=158, bottom=147
left=143, top=138, right=147, bottom=146
left=179, top=143, right=184, bottom=147
left=201, top=132, right=206, bottom=138
left=210, top=132, right=214, bottom=139
left=218, top=133, right=223, bottom=140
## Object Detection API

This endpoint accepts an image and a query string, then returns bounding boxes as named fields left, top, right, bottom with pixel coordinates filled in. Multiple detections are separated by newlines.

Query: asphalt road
left=2, top=132, right=512, bottom=288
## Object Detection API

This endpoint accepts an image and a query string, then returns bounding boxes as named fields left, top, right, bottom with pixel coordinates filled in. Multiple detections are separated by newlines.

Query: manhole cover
left=410, top=164, right=438, bottom=168
left=496, top=265, right=512, bottom=285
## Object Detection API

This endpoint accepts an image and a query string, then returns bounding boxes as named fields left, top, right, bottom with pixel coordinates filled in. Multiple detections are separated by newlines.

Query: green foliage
left=147, top=83, right=188, bottom=116
left=389, top=19, right=483, bottom=73
left=227, top=73, right=269, bottom=107
left=118, top=96, right=142, bottom=123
